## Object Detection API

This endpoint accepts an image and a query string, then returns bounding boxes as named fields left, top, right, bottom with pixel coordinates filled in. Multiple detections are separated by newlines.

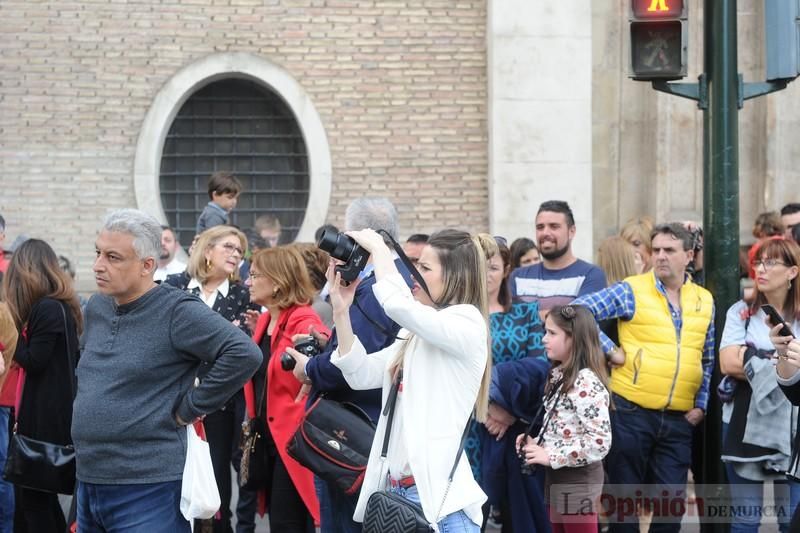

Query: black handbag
left=3, top=303, right=76, bottom=495
left=239, top=373, right=272, bottom=491
left=362, top=371, right=471, bottom=533
left=287, top=396, right=376, bottom=495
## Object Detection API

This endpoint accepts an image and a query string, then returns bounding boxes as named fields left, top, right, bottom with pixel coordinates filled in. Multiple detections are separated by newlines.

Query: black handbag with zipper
left=286, top=396, right=376, bottom=495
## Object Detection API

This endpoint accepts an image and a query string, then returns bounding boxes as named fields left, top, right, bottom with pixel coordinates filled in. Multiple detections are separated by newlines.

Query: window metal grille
left=159, top=78, right=310, bottom=249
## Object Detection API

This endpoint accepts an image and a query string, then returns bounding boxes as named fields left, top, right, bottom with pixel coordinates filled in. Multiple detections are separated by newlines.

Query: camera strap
left=377, top=230, right=435, bottom=306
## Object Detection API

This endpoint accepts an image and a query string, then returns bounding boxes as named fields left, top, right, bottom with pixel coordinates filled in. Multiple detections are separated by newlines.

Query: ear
left=568, top=225, right=576, bottom=240
left=142, top=257, right=156, bottom=276
left=685, top=248, right=694, bottom=266
left=788, top=265, right=799, bottom=283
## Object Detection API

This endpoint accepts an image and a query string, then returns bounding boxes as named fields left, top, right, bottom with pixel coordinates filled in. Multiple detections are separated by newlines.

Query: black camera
left=316, top=228, right=370, bottom=283
left=280, top=336, right=322, bottom=371
left=518, top=445, right=536, bottom=476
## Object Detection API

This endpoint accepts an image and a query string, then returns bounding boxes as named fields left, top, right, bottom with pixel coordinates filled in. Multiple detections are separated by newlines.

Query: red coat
left=245, top=304, right=330, bottom=522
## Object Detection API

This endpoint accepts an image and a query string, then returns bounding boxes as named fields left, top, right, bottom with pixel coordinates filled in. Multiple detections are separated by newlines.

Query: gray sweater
left=72, top=283, right=262, bottom=484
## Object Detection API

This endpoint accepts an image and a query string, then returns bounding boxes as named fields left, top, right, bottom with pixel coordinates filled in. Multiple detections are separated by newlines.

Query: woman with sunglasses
left=164, top=225, right=258, bottom=533
left=719, top=238, right=800, bottom=533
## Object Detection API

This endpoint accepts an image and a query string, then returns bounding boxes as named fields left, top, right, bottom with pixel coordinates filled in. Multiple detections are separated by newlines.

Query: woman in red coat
left=244, top=245, right=330, bottom=532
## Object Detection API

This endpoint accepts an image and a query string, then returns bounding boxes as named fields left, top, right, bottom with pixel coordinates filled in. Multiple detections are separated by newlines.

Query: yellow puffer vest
left=611, top=272, right=713, bottom=411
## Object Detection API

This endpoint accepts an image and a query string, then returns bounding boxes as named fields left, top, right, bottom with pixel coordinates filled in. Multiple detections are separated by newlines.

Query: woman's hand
left=291, top=325, right=329, bottom=350
left=484, top=414, right=511, bottom=441
left=244, top=309, right=261, bottom=333
left=520, top=440, right=551, bottom=467
left=327, top=261, right=360, bottom=315
left=283, top=346, right=312, bottom=387
left=345, top=228, right=391, bottom=256
left=486, top=402, right=516, bottom=441
left=769, top=323, right=795, bottom=356
left=770, top=323, right=800, bottom=379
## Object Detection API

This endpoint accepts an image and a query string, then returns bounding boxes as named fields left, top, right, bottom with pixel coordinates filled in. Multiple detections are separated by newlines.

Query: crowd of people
left=0, top=171, right=799, bottom=533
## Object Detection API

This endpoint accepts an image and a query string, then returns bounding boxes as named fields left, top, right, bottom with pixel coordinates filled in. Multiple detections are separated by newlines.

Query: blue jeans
left=722, top=423, right=800, bottom=532
left=77, top=480, right=191, bottom=533
left=387, top=484, right=479, bottom=533
left=0, top=407, right=13, bottom=533
left=315, top=476, right=361, bottom=533
left=606, top=394, right=694, bottom=533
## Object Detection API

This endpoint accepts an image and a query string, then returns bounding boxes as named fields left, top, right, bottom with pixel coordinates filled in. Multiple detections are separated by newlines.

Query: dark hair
left=495, top=240, right=512, bottom=312
left=537, top=200, right=575, bottom=227
left=291, top=243, right=329, bottom=291
left=58, top=255, right=76, bottom=279
left=314, top=223, right=339, bottom=243
left=651, top=222, right=694, bottom=251
left=509, top=237, right=537, bottom=269
left=781, top=203, right=800, bottom=217
left=0, top=214, right=5, bottom=233
left=3, top=239, right=83, bottom=334
left=793, top=223, right=800, bottom=244
left=207, top=171, right=242, bottom=199
left=752, top=212, right=784, bottom=238
left=544, top=305, right=608, bottom=394
left=750, top=238, right=800, bottom=322
left=242, top=228, right=268, bottom=252
left=406, top=233, right=430, bottom=244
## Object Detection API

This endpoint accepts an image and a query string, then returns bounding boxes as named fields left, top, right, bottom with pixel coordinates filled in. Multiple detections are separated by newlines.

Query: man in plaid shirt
left=574, top=222, right=715, bottom=532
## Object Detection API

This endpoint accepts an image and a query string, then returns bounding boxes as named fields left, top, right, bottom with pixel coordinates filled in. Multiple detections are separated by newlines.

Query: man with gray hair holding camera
left=72, top=208, right=261, bottom=531
left=289, top=197, right=413, bottom=533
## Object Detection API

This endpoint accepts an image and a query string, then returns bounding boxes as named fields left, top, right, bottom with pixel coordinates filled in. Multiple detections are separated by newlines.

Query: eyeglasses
left=753, top=259, right=787, bottom=270
left=218, top=242, right=244, bottom=256
left=249, top=271, right=266, bottom=280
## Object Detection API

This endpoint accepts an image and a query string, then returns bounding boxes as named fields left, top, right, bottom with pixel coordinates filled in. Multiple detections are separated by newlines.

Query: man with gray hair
left=289, top=197, right=411, bottom=533
left=72, top=209, right=261, bottom=531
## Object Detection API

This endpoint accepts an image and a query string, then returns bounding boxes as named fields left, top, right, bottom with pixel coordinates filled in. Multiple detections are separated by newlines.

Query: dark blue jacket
left=305, top=259, right=413, bottom=422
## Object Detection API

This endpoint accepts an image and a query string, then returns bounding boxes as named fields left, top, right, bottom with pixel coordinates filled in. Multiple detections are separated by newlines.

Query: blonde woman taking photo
left=288, top=228, right=494, bottom=531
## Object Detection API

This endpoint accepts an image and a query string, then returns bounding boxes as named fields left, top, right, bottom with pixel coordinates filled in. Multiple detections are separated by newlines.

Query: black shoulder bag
left=362, top=371, right=472, bottom=533
left=3, top=303, right=77, bottom=494
left=286, top=230, right=437, bottom=496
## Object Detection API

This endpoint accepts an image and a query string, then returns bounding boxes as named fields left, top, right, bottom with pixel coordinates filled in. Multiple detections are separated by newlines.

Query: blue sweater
left=305, top=259, right=413, bottom=422
left=72, top=283, right=262, bottom=484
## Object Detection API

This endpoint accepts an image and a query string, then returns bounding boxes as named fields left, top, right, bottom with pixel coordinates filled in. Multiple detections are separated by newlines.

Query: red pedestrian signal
left=629, top=0, right=688, bottom=80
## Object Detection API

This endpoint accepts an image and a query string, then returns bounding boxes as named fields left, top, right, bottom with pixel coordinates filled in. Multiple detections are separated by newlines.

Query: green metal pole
left=701, top=1, right=739, bottom=530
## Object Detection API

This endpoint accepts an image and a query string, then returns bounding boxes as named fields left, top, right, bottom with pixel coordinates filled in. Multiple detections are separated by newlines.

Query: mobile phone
left=761, top=304, right=796, bottom=338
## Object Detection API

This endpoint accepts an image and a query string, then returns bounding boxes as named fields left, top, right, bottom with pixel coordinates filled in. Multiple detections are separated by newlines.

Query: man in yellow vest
left=574, top=222, right=715, bottom=532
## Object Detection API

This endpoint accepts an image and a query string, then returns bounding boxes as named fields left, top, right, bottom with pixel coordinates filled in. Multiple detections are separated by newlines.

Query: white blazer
left=332, top=272, right=489, bottom=528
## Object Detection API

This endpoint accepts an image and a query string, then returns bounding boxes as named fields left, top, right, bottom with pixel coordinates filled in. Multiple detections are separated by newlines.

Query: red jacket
left=245, top=304, right=330, bottom=522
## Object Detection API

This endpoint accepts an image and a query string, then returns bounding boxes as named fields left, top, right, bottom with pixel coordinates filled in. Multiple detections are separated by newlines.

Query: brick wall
left=0, top=0, right=489, bottom=291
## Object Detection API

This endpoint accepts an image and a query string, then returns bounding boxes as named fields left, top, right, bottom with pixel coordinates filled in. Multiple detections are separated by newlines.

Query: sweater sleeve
left=170, top=297, right=262, bottom=423
left=13, top=299, right=64, bottom=375
left=547, top=370, right=611, bottom=469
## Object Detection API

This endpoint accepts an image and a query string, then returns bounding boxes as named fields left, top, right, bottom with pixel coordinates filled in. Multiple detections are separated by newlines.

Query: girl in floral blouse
left=517, top=304, right=611, bottom=533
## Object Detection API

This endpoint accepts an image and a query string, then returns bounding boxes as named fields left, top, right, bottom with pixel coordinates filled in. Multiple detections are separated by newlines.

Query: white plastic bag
left=180, top=423, right=220, bottom=523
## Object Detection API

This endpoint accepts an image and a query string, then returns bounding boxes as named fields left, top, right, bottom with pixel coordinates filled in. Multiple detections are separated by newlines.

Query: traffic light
left=629, top=0, right=688, bottom=81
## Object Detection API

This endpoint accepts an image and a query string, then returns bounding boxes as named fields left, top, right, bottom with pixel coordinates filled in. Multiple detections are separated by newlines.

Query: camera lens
left=280, top=352, right=296, bottom=371
left=317, top=228, right=356, bottom=263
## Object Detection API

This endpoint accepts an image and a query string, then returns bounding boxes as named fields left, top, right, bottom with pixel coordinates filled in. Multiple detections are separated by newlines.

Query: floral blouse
left=538, top=367, right=611, bottom=469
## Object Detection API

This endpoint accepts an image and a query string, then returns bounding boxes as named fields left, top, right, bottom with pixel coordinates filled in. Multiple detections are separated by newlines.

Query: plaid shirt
left=574, top=277, right=715, bottom=412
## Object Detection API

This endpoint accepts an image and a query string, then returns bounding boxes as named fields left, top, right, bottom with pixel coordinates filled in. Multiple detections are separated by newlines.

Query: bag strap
left=14, top=301, right=75, bottom=431
left=376, top=230, right=435, bottom=306
left=519, top=376, right=564, bottom=448
left=378, top=369, right=473, bottom=522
